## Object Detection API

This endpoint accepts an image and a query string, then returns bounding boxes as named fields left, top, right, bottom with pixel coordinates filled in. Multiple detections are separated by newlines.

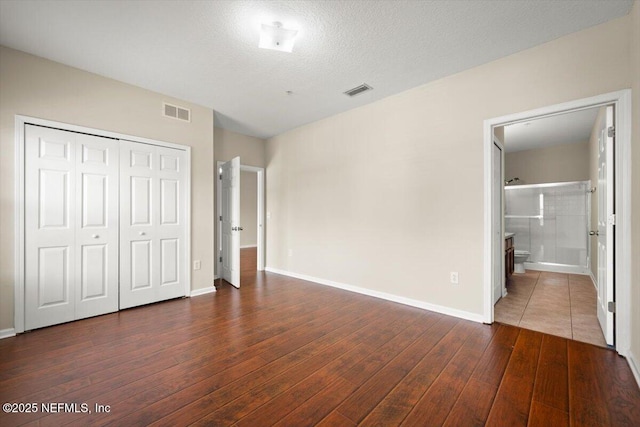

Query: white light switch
left=194, top=260, right=201, bottom=270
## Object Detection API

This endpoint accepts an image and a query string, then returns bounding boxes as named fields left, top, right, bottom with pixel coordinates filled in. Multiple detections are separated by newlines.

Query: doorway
left=483, top=90, right=632, bottom=355
left=216, top=160, right=265, bottom=289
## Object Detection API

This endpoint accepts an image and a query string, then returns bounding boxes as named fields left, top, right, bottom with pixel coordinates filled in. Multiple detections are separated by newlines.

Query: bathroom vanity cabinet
left=505, top=236, right=514, bottom=279
left=504, top=236, right=516, bottom=279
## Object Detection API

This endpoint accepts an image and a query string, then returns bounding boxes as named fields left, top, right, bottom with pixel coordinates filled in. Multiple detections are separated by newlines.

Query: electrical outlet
left=193, top=260, right=201, bottom=270
left=450, top=272, right=459, bottom=284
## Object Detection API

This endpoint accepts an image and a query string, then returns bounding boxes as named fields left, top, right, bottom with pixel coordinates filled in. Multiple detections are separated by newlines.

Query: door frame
left=491, top=136, right=505, bottom=304
left=483, top=89, right=632, bottom=356
left=216, top=161, right=266, bottom=280
left=14, top=115, right=192, bottom=334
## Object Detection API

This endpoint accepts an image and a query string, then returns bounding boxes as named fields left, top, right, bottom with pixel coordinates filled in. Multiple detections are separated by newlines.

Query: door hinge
left=608, top=126, right=615, bottom=138
left=219, top=256, right=222, bottom=262
left=219, top=174, right=222, bottom=180
left=608, top=214, right=616, bottom=226
left=219, top=215, right=222, bottom=221
left=608, top=301, right=616, bottom=313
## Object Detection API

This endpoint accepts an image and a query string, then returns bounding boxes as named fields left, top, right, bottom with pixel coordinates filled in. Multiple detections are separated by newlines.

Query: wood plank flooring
left=1, top=264, right=639, bottom=426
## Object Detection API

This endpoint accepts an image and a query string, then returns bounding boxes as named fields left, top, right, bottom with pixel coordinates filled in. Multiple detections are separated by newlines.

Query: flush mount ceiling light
left=259, top=21, right=298, bottom=53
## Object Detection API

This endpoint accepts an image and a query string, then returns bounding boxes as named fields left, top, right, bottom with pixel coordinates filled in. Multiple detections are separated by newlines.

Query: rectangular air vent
left=163, top=102, right=191, bottom=122
left=344, top=83, right=373, bottom=97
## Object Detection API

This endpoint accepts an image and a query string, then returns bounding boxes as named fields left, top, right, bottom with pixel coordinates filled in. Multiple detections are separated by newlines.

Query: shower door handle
left=589, top=230, right=598, bottom=236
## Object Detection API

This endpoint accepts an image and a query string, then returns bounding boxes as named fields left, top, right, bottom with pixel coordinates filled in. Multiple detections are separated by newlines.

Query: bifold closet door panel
left=25, top=126, right=77, bottom=330
left=119, top=141, right=187, bottom=309
left=156, top=146, right=187, bottom=302
left=24, top=125, right=119, bottom=330
left=74, top=133, right=120, bottom=320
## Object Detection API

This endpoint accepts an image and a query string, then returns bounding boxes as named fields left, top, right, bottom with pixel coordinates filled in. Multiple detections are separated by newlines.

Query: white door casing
left=492, top=140, right=504, bottom=304
left=25, top=125, right=119, bottom=330
left=221, top=157, right=241, bottom=288
left=484, top=91, right=631, bottom=358
left=119, top=141, right=187, bottom=309
left=597, top=105, right=615, bottom=346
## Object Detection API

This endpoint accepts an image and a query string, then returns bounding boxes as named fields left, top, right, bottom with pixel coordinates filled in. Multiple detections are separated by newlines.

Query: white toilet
left=513, top=250, right=530, bottom=273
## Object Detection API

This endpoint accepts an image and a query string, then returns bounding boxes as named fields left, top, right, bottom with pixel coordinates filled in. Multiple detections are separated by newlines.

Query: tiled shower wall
left=505, top=181, right=590, bottom=267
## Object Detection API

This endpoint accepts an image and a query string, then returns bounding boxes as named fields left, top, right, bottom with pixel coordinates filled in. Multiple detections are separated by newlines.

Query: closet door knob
left=139, top=232, right=146, bottom=236
left=92, top=234, right=99, bottom=239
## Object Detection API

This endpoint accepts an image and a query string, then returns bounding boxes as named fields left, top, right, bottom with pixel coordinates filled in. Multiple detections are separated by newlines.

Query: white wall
left=265, top=16, right=632, bottom=319
left=0, top=46, right=215, bottom=331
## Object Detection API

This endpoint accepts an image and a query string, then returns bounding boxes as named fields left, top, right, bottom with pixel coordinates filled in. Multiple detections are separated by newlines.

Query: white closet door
left=25, top=125, right=119, bottom=329
left=156, top=146, right=187, bottom=301
left=74, top=133, right=120, bottom=320
left=120, top=141, right=187, bottom=309
left=25, top=126, right=77, bottom=329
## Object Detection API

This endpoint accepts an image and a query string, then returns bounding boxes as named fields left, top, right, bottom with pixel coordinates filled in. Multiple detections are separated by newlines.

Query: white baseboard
left=589, top=270, right=598, bottom=290
left=241, top=245, right=257, bottom=249
left=265, top=267, right=484, bottom=323
left=628, top=350, right=640, bottom=388
left=0, top=328, right=16, bottom=339
left=190, top=286, right=216, bottom=297
left=524, top=262, right=590, bottom=275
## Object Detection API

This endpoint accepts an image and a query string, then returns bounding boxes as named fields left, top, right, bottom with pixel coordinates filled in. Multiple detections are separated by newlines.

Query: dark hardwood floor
left=1, top=254, right=639, bottom=426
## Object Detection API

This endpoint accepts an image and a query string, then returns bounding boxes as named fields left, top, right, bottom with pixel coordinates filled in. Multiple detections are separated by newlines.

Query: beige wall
left=266, top=16, right=631, bottom=319
left=213, top=127, right=265, bottom=274
left=588, top=108, right=606, bottom=280
left=240, top=171, right=258, bottom=247
left=0, top=46, right=215, bottom=331
left=630, top=0, right=640, bottom=370
left=214, top=127, right=265, bottom=168
left=505, top=142, right=589, bottom=185
left=493, top=126, right=504, bottom=143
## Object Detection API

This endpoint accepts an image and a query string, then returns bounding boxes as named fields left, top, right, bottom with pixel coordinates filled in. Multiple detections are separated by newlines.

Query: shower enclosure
left=504, top=181, right=590, bottom=274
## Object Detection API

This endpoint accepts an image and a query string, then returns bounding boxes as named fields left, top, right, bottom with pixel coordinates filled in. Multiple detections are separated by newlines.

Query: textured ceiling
left=0, top=0, right=633, bottom=139
left=503, top=108, right=600, bottom=153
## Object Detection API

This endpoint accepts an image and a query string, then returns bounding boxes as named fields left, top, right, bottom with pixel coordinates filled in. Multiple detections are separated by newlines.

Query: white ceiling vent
left=344, top=83, right=373, bottom=97
left=163, top=102, right=191, bottom=122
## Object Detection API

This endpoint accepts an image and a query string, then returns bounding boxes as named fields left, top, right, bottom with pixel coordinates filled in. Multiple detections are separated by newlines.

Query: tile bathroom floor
left=494, top=270, right=607, bottom=347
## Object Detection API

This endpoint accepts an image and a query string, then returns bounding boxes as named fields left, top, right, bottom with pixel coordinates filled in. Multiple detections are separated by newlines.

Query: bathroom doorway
left=483, top=90, right=632, bottom=353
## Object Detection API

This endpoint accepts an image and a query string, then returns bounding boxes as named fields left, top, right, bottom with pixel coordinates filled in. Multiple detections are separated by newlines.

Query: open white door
left=221, top=157, right=241, bottom=288
left=596, top=105, right=615, bottom=346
